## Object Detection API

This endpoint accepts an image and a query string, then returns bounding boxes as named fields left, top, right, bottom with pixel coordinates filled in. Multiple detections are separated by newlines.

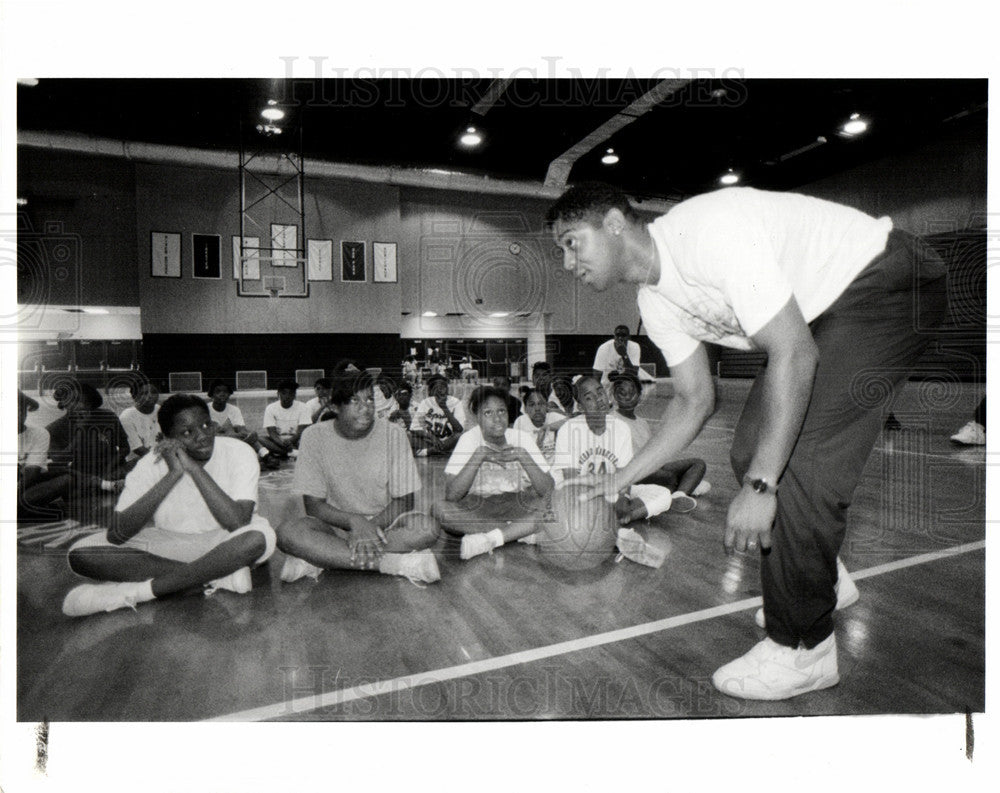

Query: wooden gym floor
left=15, top=379, right=985, bottom=721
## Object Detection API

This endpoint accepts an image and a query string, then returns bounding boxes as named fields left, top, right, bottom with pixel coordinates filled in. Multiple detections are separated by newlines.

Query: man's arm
left=613, top=344, right=716, bottom=490
left=725, top=296, right=818, bottom=553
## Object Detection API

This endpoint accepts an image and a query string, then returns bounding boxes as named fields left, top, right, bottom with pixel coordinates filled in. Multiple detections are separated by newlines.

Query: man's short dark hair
left=425, top=373, right=449, bottom=390
left=276, top=379, right=299, bottom=393
left=532, top=361, right=552, bottom=373
left=314, top=377, right=332, bottom=389
left=614, top=324, right=630, bottom=336
left=207, top=379, right=232, bottom=397
left=329, top=371, right=375, bottom=407
left=159, top=393, right=209, bottom=436
left=545, top=182, right=641, bottom=228
left=129, top=379, right=157, bottom=399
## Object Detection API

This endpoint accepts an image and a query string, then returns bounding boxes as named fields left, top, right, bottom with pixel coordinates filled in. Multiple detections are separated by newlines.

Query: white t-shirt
left=209, top=402, right=247, bottom=431
left=512, top=413, right=563, bottom=463
left=553, top=414, right=634, bottom=483
left=304, top=396, right=327, bottom=422
left=445, top=425, right=549, bottom=497
left=18, top=424, right=50, bottom=469
left=412, top=395, right=467, bottom=440
left=262, top=400, right=313, bottom=440
left=617, top=412, right=651, bottom=450
left=118, top=405, right=161, bottom=453
left=637, top=186, right=892, bottom=367
left=116, top=437, right=259, bottom=534
left=593, top=338, right=641, bottom=374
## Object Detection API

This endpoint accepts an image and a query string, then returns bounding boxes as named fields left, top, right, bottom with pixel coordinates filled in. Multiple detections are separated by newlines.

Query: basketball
left=537, top=483, right=619, bottom=571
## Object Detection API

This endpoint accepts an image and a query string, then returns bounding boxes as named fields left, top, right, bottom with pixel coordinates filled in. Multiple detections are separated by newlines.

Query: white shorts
left=68, top=514, right=276, bottom=566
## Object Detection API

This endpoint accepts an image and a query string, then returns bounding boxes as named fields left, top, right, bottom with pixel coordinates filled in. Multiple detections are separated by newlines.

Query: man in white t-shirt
left=17, top=390, right=54, bottom=521
left=547, top=182, right=948, bottom=700
left=260, top=380, right=313, bottom=461
left=118, top=382, right=161, bottom=463
left=61, top=394, right=276, bottom=617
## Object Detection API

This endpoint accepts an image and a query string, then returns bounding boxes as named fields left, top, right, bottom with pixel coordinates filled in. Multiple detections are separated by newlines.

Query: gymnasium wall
left=16, top=149, right=139, bottom=307
left=800, top=119, right=987, bottom=234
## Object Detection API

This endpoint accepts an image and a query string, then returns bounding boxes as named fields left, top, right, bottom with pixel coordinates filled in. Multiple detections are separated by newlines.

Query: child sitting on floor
left=432, top=385, right=554, bottom=560
left=61, top=393, right=276, bottom=617
left=259, top=380, right=312, bottom=463
left=609, top=370, right=710, bottom=511
left=512, top=387, right=567, bottom=465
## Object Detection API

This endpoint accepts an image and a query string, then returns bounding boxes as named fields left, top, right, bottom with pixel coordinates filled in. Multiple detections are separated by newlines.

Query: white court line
left=206, top=538, right=985, bottom=722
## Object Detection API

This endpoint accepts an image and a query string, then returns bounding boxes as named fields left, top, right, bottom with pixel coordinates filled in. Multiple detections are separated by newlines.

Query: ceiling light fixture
left=840, top=113, right=868, bottom=136
left=601, top=148, right=619, bottom=165
left=256, top=123, right=282, bottom=136
left=261, top=107, right=285, bottom=121
left=422, top=310, right=438, bottom=317
left=719, top=168, right=739, bottom=185
left=459, top=126, right=483, bottom=147
left=490, top=311, right=510, bottom=318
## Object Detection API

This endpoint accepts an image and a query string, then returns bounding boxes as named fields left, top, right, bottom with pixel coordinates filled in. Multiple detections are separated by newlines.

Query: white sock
left=133, top=579, right=156, bottom=602
left=487, top=528, right=505, bottom=549
left=258, top=448, right=269, bottom=458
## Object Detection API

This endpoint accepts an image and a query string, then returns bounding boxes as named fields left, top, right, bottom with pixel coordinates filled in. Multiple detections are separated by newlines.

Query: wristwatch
left=743, top=474, right=778, bottom=495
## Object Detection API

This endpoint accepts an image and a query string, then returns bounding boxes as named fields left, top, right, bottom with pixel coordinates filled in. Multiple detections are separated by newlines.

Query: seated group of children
left=40, top=366, right=708, bottom=619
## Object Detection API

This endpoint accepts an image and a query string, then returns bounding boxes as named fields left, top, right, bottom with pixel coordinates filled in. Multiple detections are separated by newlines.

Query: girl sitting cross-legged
left=432, top=385, right=555, bottom=560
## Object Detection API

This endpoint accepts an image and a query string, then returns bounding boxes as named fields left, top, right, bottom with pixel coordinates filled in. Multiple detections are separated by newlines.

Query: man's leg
left=762, top=232, right=948, bottom=649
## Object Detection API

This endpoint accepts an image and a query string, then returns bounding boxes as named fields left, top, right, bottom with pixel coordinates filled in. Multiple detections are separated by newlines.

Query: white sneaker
left=280, top=555, right=323, bottom=583
left=950, top=421, right=985, bottom=446
left=205, top=566, right=252, bottom=596
left=670, top=493, right=698, bottom=514
left=616, top=528, right=668, bottom=569
left=712, top=634, right=839, bottom=700
left=691, top=480, right=712, bottom=498
left=755, top=557, right=859, bottom=628
left=381, top=550, right=441, bottom=585
left=460, top=532, right=498, bottom=560
left=63, top=581, right=142, bottom=617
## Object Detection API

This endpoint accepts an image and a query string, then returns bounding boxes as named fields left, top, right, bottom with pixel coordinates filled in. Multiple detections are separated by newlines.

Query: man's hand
left=560, top=471, right=625, bottom=504
left=347, top=515, right=387, bottom=570
left=724, top=488, right=776, bottom=555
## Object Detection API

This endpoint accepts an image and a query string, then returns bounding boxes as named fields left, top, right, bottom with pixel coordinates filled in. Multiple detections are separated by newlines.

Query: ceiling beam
left=19, top=130, right=679, bottom=214
left=544, top=79, right=690, bottom=188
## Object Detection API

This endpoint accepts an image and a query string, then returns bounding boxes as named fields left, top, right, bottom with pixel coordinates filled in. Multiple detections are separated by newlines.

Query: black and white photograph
left=2, top=4, right=996, bottom=792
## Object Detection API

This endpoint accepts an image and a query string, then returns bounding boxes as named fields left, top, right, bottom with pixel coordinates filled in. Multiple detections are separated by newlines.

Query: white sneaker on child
left=691, top=480, right=712, bottom=497
left=670, top=493, right=698, bottom=514
left=460, top=532, right=499, bottom=560
left=712, top=634, right=839, bottom=701
left=205, top=566, right=252, bottom=596
left=754, top=557, right=859, bottom=628
left=615, top=528, right=668, bottom=569
left=62, top=581, right=144, bottom=617
left=280, top=555, right=323, bottom=584
left=381, top=550, right=441, bottom=585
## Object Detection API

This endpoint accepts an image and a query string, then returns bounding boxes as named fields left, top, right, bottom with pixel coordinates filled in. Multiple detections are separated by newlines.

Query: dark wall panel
left=140, top=333, right=403, bottom=391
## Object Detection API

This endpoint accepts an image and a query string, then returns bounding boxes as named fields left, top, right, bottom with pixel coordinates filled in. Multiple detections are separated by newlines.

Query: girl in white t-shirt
left=433, top=386, right=554, bottom=560
left=512, top=388, right=567, bottom=465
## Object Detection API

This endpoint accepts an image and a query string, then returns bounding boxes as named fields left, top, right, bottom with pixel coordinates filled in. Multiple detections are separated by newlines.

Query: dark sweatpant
left=729, top=230, right=948, bottom=649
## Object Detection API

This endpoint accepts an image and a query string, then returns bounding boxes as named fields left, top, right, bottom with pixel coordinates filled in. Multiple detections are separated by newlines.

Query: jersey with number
left=552, top=413, right=633, bottom=483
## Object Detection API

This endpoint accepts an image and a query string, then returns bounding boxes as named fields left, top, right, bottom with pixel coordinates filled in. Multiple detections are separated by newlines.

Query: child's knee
left=238, top=518, right=276, bottom=564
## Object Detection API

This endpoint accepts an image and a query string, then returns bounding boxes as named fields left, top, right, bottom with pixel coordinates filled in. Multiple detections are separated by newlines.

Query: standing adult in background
left=547, top=182, right=947, bottom=701
left=593, top=324, right=642, bottom=389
